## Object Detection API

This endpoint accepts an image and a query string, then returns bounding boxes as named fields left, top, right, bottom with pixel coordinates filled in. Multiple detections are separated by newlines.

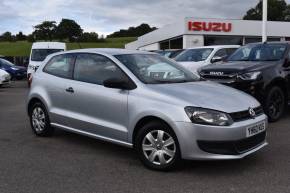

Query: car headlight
left=185, top=107, right=233, bottom=126
left=238, top=71, right=261, bottom=80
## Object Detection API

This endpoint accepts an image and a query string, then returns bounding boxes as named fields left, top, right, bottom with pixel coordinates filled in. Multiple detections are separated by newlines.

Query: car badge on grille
left=209, top=72, right=224, bottom=76
left=249, top=107, right=256, bottom=118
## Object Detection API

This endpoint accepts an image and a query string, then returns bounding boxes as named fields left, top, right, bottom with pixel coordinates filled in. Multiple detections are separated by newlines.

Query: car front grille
left=197, top=132, right=266, bottom=155
left=230, top=106, right=264, bottom=122
left=199, top=71, right=237, bottom=83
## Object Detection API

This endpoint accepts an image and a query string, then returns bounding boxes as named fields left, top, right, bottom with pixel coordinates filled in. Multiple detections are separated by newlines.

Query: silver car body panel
left=27, top=48, right=267, bottom=160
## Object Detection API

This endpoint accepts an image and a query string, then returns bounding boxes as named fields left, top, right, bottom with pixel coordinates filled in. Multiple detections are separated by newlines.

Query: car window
left=115, top=54, right=199, bottom=84
left=213, top=49, right=227, bottom=58
left=31, top=49, right=64, bottom=62
left=175, top=48, right=213, bottom=62
left=228, top=44, right=287, bottom=61
left=226, top=48, right=238, bottom=56
left=43, top=54, right=74, bottom=78
left=73, top=54, right=127, bottom=85
left=0, top=58, right=14, bottom=66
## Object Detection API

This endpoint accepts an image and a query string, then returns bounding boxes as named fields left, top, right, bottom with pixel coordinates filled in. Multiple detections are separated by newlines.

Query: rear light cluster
left=28, top=74, right=32, bottom=87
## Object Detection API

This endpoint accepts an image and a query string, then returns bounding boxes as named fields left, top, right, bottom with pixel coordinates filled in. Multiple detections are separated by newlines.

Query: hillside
left=0, top=37, right=137, bottom=56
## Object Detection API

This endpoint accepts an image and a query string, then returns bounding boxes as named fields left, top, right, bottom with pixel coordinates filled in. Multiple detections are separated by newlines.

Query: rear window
left=31, top=49, right=64, bottom=62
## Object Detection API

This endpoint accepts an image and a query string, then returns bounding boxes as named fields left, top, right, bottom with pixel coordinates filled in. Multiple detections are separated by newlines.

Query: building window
left=170, top=37, right=183, bottom=49
left=244, top=37, right=281, bottom=44
left=159, top=37, right=183, bottom=50
left=160, top=41, right=169, bottom=50
left=204, top=36, right=243, bottom=46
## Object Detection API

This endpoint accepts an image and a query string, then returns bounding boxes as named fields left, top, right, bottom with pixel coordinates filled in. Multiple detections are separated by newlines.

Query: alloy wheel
left=142, top=130, right=176, bottom=166
left=268, top=90, right=284, bottom=120
left=31, top=107, right=46, bottom=133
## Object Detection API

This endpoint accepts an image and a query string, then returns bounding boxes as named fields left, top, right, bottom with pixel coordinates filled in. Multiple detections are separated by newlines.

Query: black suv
left=199, top=42, right=290, bottom=122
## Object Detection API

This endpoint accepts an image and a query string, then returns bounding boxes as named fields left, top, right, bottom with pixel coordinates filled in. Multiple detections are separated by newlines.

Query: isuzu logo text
left=188, top=21, right=232, bottom=32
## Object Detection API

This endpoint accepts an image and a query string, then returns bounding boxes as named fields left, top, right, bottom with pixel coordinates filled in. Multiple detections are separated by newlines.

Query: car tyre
left=29, top=102, right=54, bottom=137
left=135, top=121, right=181, bottom=171
left=264, top=86, right=285, bottom=122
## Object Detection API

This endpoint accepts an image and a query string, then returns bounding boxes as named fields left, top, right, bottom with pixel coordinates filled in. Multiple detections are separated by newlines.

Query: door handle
left=65, top=87, right=74, bottom=93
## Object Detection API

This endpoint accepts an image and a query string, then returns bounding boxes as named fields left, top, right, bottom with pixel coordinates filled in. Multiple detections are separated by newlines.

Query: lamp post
left=262, top=0, right=268, bottom=42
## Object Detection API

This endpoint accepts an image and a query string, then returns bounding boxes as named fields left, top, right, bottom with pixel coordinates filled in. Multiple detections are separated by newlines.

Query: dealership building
left=125, top=18, right=290, bottom=50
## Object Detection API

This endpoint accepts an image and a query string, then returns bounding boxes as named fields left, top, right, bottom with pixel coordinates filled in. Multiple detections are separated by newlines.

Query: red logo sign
left=188, top=21, right=232, bottom=32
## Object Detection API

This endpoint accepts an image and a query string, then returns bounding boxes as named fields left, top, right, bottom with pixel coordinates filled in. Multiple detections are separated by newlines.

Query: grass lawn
left=0, top=37, right=137, bottom=57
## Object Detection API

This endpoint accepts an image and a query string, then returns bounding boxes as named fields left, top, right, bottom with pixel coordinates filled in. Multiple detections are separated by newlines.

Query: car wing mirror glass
left=211, top=56, right=223, bottom=63
left=103, top=78, right=136, bottom=90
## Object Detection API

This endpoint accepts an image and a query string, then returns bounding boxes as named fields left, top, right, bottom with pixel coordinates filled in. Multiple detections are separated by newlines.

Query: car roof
left=32, top=42, right=66, bottom=49
left=187, top=45, right=240, bottom=49
left=247, top=41, right=290, bottom=46
left=60, top=48, right=153, bottom=56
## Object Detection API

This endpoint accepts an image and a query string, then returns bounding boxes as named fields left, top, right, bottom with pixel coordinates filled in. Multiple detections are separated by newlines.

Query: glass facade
left=245, top=37, right=281, bottom=44
left=204, top=36, right=243, bottom=46
left=159, top=37, right=183, bottom=50
left=159, top=35, right=283, bottom=50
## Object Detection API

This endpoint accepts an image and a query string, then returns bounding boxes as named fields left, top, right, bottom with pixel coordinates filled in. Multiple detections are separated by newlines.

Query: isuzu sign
left=188, top=21, right=232, bottom=32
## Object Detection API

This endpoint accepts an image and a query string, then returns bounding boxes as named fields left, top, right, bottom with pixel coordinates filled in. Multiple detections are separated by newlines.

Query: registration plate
left=246, top=122, right=266, bottom=138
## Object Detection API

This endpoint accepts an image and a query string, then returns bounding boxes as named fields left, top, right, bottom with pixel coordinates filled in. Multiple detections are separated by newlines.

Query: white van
left=27, top=42, right=66, bottom=81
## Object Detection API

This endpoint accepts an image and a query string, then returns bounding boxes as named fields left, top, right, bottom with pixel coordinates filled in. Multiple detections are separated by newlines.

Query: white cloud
left=0, top=0, right=290, bottom=35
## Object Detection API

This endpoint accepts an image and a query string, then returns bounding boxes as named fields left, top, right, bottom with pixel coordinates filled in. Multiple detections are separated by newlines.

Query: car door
left=41, top=53, right=76, bottom=125
left=64, top=53, right=129, bottom=142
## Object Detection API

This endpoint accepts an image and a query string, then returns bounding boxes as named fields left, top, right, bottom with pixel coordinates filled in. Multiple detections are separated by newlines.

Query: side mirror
left=211, top=56, right=223, bottom=63
left=103, top=78, right=136, bottom=90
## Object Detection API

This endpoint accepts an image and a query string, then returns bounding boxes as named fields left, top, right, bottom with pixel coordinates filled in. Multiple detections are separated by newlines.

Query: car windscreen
left=114, top=54, right=199, bottom=84
left=175, top=48, right=213, bottom=62
left=169, top=50, right=183, bottom=58
left=31, top=49, right=64, bottom=62
left=0, top=58, right=15, bottom=66
left=227, top=44, right=287, bottom=62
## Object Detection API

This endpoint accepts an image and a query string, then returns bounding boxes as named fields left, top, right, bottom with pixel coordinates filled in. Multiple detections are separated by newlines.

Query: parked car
left=0, top=69, right=10, bottom=87
left=27, top=42, right=66, bottom=85
left=27, top=49, right=267, bottom=171
left=152, top=49, right=184, bottom=58
left=199, top=42, right=290, bottom=122
left=175, top=45, right=240, bottom=75
left=0, top=58, right=27, bottom=80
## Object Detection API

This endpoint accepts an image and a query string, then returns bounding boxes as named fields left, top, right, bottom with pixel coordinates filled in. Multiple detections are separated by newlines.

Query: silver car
left=27, top=49, right=268, bottom=171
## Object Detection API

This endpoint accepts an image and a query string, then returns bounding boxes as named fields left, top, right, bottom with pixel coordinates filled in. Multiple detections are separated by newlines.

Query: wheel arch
left=132, top=116, right=175, bottom=148
left=27, top=96, right=47, bottom=115
left=265, top=78, right=288, bottom=101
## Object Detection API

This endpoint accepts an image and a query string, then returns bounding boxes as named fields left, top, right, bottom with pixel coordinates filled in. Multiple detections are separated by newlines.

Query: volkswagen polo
left=27, top=49, right=267, bottom=171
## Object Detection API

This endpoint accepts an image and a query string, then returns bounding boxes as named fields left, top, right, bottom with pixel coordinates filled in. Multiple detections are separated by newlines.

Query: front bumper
left=223, top=80, right=264, bottom=101
left=173, top=114, right=268, bottom=160
left=0, top=80, right=10, bottom=86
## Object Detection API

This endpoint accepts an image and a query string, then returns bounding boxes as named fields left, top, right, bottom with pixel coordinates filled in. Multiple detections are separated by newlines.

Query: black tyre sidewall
left=29, top=102, right=53, bottom=137
left=135, top=121, right=181, bottom=171
left=265, top=86, right=285, bottom=122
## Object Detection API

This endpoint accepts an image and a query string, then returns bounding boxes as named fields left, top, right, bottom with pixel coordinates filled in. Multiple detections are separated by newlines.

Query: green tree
left=243, top=0, right=288, bottom=21
left=27, top=34, right=35, bottom=42
left=79, top=32, right=99, bottom=42
left=33, top=21, right=57, bottom=41
left=1, top=32, right=13, bottom=41
left=16, top=31, right=26, bottom=41
left=283, top=5, right=290, bottom=21
left=56, top=19, right=83, bottom=42
left=107, top=23, right=157, bottom=38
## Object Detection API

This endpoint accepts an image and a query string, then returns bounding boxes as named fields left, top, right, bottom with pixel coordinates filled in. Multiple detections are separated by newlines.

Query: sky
left=1, top=0, right=290, bottom=36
